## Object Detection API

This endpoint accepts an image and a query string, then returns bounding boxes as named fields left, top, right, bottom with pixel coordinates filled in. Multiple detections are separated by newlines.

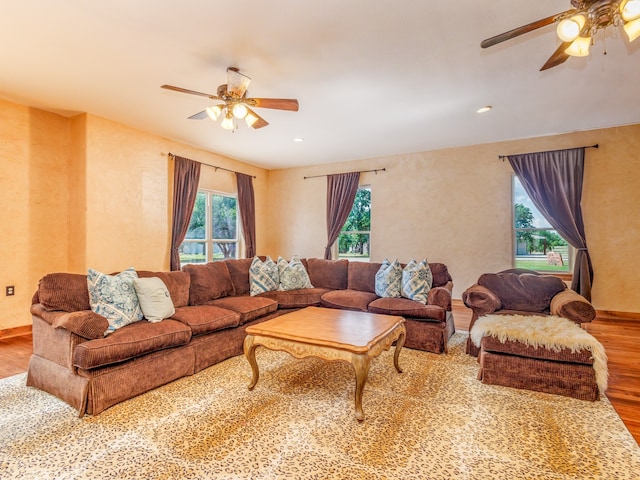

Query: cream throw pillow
left=133, top=277, right=175, bottom=323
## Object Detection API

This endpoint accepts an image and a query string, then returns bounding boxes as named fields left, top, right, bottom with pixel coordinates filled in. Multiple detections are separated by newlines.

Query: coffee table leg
left=352, top=353, right=372, bottom=422
left=394, top=327, right=406, bottom=373
left=243, top=335, right=260, bottom=390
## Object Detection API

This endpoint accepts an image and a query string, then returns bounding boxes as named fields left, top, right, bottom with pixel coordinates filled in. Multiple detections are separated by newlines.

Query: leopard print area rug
left=1, top=333, right=639, bottom=479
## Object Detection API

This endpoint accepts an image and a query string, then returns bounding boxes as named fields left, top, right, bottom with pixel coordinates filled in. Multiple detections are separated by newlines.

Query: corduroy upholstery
left=462, top=269, right=599, bottom=400
left=28, top=257, right=455, bottom=416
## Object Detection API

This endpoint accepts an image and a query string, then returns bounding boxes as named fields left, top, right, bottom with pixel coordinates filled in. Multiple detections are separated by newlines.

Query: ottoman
left=470, top=314, right=607, bottom=401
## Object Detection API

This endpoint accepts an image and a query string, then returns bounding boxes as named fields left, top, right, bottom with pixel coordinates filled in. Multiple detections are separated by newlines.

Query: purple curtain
left=508, top=147, right=593, bottom=300
left=235, top=172, right=256, bottom=258
left=325, top=172, right=360, bottom=259
left=170, top=156, right=201, bottom=271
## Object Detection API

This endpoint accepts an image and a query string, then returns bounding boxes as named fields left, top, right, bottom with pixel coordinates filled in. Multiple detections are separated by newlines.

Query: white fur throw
left=470, top=314, right=608, bottom=393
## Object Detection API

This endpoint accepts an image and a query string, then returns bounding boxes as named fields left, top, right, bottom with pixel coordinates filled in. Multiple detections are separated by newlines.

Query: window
left=513, top=177, right=570, bottom=272
left=338, top=186, right=371, bottom=261
left=179, top=190, right=238, bottom=266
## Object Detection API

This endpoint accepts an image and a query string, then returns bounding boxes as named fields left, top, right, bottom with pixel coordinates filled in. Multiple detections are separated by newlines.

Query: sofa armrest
left=31, top=303, right=108, bottom=340
left=462, top=284, right=501, bottom=317
left=428, top=284, right=452, bottom=311
left=550, top=289, right=596, bottom=324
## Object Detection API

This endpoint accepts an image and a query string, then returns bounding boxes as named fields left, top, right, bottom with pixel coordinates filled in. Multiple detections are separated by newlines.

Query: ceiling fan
left=481, top=0, right=640, bottom=71
left=161, top=67, right=299, bottom=130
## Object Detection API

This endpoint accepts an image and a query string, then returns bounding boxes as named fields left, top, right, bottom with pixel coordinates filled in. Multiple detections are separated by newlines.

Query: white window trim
left=181, top=189, right=240, bottom=265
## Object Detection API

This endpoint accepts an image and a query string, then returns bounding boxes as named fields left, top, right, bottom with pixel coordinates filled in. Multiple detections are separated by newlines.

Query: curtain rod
left=167, top=152, right=256, bottom=178
left=498, top=144, right=598, bottom=161
left=303, top=168, right=386, bottom=180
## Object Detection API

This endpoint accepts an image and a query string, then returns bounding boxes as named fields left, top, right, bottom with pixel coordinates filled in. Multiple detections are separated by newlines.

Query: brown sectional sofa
left=27, top=257, right=454, bottom=416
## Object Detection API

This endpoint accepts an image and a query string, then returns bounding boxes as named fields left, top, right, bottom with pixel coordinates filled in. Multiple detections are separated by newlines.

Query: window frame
left=180, top=189, right=239, bottom=266
left=511, top=175, right=572, bottom=275
left=336, top=185, right=371, bottom=262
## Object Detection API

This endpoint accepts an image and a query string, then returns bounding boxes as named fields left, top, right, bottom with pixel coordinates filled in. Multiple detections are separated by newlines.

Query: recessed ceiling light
left=476, top=106, right=492, bottom=113
left=293, top=137, right=304, bottom=142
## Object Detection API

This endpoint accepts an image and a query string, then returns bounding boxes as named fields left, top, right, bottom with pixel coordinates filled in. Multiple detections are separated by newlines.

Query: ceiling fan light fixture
left=556, top=15, right=586, bottom=42
left=565, top=35, right=591, bottom=56
left=206, top=105, right=223, bottom=121
left=621, top=0, right=640, bottom=21
left=232, top=103, right=248, bottom=119
left=220, top=114, right=235, bottom=130
left=623, top=17, right=640, bottom=41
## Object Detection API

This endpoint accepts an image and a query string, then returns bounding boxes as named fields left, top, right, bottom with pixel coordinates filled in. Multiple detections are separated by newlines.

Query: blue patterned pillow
left=249, top=256, right=279, bottom=296
left=401, top=259, right=433, bottom=304
left=277, top=256, right=313, bottom=291
left=375, top=259, right=402, bottom=298
left=87, top=268, right=144, bottom=336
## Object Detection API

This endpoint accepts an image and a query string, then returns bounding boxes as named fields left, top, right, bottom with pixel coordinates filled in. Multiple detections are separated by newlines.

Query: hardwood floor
left=1, top=308, right=638, bottom=445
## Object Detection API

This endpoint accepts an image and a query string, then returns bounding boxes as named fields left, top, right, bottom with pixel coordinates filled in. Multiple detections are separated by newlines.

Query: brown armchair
left=462, top=269, right=596, bottom=356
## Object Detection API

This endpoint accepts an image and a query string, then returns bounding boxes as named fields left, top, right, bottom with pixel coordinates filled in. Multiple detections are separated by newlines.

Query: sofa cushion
left=73, top=319, right=191, bottom=370
left=375, top=259, right=402, bottom=298
left=171, top=305, right=240, bottom=336
left=320, top=289, right=379, bottom=312
left=428, top=263, right=452, bottom=288
left=277, top=256, right=313, bottom=290
left=347, top=262, right=382, bottom=293
left=249, top=256, right=280, bottom=296
left=478, top=272, right=566, bottom=313
left=207, top=296, right=278, bottom=325
left=306, top=258, right=349, bottom=290
left=225, top=258, right=255, bottom=296
left=368, top=297, right=446, bottom=322
left=258, top=287, right=332, bottom=309
left=87, top=268, right=144, bottom=336
left=38, top=273, right=91, bottom=312
left=136, top=270, right=190, bottom=308
left=183, top=262, right=235, bottom=305
left=133, top=277, right=176, bottom=322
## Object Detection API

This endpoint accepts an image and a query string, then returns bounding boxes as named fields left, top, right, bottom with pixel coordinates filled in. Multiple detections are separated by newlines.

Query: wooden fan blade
left=540, top=41, right=572, bottom=71
left=247, top=98, right=299, bottom=111
left=188, top=110, right=208, bottom=120
left=481, top=10, right=574, bottom=48
left=161, top=84, right=219, bottom=100
left=227, top=67, right=251, bottom=98
left=245, top=108, right=269, bottom=129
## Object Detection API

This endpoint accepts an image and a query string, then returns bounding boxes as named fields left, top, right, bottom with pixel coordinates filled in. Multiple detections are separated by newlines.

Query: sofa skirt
left=403, top=311, right=455, bottom=354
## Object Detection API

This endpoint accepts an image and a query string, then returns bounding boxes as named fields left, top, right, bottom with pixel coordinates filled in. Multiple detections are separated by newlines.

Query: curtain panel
left=235, top=172, right=256, bottom=258
left=507, top=147, right=593, bottom=300
left=170, top=156, right=201, bottom=271
left=325, top=172, right=360, bottom=260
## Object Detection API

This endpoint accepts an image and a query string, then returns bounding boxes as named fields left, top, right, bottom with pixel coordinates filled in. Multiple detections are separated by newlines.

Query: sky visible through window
left=513, top=177, right=552, bottom=228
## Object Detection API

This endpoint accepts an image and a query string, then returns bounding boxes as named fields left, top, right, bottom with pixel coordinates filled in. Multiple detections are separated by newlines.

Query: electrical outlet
left=6, top=286, right=15, bottom=296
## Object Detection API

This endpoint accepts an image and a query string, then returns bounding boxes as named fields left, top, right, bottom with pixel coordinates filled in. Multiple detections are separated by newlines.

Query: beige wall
left=2, top=95, right=638, bottom=330
left=0, top=99, right=70, bottom=329
left=268, top=124, right=640, bottom=313
left=0, top=101, right=268, bottom=329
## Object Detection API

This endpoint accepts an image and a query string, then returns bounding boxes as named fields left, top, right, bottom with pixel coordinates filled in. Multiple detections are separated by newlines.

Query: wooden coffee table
left=243, top=306, right=406, bottom=421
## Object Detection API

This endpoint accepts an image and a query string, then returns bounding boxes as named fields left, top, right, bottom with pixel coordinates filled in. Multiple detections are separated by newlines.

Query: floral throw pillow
left=401, top=259, right=433, bottom=304
left=87, top=267, right=144, bottom=336
left=249, top=256, right=279, bottom=296
left=375, top=259, right=402, bottom=298
left=277, top=256, right=313, bottom=291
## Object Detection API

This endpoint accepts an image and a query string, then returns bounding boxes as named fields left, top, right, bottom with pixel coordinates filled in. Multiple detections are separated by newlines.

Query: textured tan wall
left=268, top=124, right=640, bottom=312
left=1, top=100, right=269, bottom=329
left=0, top=99, right=70, bottom=328
left=80, top=114, right=269, bottom=273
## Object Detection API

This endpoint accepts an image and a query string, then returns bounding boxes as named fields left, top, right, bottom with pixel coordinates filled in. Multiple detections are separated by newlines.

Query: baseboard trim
left=0, top=325, right=32, bottom=340
left=596, top=310, right=640, bottom=321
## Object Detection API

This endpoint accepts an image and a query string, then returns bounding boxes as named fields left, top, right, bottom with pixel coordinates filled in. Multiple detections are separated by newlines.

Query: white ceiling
left=2, top=0, right=639, bottom=170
